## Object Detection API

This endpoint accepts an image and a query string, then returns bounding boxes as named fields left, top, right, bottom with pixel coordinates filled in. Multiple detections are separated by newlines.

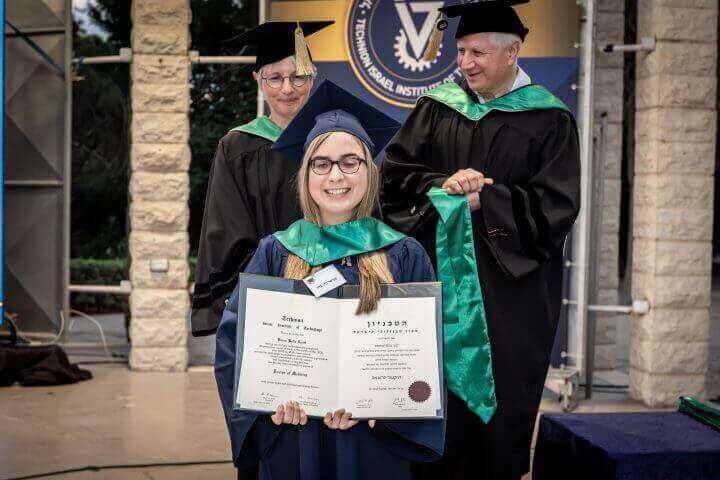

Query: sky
left=72, top=0, right=248, bottom=40
left=73, top=0, right=109, bottom=39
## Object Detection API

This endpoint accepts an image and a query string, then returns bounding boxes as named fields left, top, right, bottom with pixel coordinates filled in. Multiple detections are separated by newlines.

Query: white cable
left=3, top=309, right=114, bottom=360
left=3, top=312, right=33, bottom=343
left=69, top=309, right=112, bottom=358
left=4, top=310, right=65, bottom=346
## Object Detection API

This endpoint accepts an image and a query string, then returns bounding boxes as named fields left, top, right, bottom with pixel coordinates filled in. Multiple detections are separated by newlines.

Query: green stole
left=230, top=116, right=282, bottom=142
left=428, top=187, right=496, bottom=422
left=422, top=83, right=570, bottom=122
left=679, top=396, right=720, bottom=432
left=273, top=217, right=406, bottom=267
left=420, top=85, right=569, bottom=423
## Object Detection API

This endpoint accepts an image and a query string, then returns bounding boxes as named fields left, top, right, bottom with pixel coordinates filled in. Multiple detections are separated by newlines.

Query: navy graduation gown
left=215, top=235, right=445, bottom=480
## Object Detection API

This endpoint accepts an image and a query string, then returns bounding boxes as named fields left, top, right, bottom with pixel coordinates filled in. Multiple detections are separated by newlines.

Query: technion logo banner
left=346, top=0, right=467, bottom=108
left=269, top=0, right=580, bottom=121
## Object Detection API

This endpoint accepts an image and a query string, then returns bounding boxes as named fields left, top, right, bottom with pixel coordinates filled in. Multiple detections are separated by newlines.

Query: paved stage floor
left=0, top=364, right=233, bottom=480
left=0, top=360, right=662, bottom=480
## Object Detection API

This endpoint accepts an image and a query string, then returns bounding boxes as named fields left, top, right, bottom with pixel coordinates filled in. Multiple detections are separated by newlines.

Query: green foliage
left=72, top=0, right=258, bottom=260
left=70, top=258, right=128, bottom=313
left=188, top=0, right=259, bottom=253
left=72, top=1, right=131, bottom=258
left=190, top=256, right=198, bottom=283
left=69, top=257, right=198, bottom=313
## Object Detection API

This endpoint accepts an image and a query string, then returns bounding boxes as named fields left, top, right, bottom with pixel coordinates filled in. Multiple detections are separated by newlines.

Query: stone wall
left=593, top=0, right=624, bottom=372
left=630, top=0, right=717, bottom=406
left=128, top=0, right=191, bottom=371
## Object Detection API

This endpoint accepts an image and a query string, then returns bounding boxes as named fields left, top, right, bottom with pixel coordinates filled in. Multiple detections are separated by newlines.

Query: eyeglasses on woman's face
left=310, top=155, right=366, bottom=175
left=261, top=73, right=312, bottom=89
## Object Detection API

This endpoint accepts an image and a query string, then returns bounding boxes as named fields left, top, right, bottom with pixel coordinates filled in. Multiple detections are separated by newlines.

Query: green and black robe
left=192, top=116, right=302, bottom=336
left=380, top=80, right=581, bottom=478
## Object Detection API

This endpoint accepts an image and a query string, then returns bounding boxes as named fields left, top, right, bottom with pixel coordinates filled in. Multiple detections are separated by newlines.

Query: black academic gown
left=192, top=130, right=302, bottom=336
left=380, top=82, right=581, bottom=479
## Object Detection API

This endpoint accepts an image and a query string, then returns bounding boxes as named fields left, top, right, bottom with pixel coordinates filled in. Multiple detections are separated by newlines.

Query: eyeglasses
left=310, top=156, right=366, bottom=175
left=261, top=74, right=312, bottom=89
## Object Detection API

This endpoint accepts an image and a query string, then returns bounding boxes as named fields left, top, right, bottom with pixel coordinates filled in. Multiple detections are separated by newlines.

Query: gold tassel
left=422, top=14, right=446, bottom=62
left=294, top=21, right=317, bottom=76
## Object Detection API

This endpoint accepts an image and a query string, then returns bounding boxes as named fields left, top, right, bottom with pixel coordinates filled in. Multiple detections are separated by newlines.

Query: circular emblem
left=408, top=380, right=431, bottom=403
left=345, top=0, right=467, bottom=108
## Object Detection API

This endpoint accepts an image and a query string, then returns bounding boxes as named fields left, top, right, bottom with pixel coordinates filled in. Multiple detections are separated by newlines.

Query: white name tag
left=303, top=264, right=347, bottom=298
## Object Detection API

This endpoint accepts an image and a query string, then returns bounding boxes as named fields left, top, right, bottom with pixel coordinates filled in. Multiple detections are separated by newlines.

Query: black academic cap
left=439, top=1, right=529, bottom=41
left=272, top=80, right=400, bottom=164
left=224, top=21, right=334, bottom=71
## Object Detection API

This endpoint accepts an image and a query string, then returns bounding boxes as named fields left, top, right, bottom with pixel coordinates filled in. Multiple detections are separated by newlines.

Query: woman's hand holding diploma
left=323, top=409, right=376, bottom=430
left=271, top=401, right=308, bottom=426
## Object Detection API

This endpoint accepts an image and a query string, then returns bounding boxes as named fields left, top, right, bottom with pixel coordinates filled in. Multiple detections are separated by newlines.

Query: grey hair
left=259, top=55, right=318, bottom=78
left=487, top=32, right=522, bottom=48
left=259, top=55, right=295, bottom=76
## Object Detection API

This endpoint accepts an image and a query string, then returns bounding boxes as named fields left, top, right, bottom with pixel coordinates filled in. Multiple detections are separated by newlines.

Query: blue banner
left=271, top=0, right=580, bottom=120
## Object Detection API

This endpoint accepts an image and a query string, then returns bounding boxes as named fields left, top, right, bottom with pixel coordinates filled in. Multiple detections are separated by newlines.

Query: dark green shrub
left=70, top=258, right=127, bottom=313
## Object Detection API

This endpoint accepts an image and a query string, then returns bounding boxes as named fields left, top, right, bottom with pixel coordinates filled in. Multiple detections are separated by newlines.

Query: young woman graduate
left=192, top=20, right=333, bottom=337
left=214, top=80, right=445, bottom=480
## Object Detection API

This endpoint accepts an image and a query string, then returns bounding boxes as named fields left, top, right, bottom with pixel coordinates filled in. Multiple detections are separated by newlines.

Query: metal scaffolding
left=3, top=0, right=71, bottom=334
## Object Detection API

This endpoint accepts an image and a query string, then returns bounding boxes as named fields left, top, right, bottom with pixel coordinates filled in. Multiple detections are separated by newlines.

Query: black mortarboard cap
left=439, top=1, right=529, bottom=41
left=225, top=21, right=334, bottom=71
left=272, top=80, right=400, bottom=164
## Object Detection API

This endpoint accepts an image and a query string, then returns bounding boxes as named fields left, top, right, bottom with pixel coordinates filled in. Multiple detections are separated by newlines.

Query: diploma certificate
left=232, top=275, right=444, bottom=420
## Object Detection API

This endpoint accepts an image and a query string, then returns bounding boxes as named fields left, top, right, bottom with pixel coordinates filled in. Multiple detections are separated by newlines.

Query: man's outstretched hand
left=442, top=168, right=493, bottom=195
left=442, top=168, right=493, bottom=211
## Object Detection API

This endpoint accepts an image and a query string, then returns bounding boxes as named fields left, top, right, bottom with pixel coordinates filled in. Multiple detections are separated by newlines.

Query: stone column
left=593, top=0, right=625, bottom=372
left=129, top=0, right=191, bottom=371
left=630, top=0, right=716, bottom=406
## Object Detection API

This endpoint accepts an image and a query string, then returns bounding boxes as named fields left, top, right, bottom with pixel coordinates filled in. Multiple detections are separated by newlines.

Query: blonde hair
left=284, top=132, right=395, bottom=314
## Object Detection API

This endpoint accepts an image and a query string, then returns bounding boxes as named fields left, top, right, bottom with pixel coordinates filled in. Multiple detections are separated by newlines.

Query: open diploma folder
left=233, top=274, right=444, bottom=420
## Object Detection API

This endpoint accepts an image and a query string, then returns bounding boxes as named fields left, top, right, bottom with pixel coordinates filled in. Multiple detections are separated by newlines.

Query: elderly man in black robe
left=379, top=1, right=581, bottom=479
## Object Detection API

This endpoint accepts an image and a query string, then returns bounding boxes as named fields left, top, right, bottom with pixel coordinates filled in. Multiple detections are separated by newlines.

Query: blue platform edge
left=533, top=412, right=720, bottom=480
